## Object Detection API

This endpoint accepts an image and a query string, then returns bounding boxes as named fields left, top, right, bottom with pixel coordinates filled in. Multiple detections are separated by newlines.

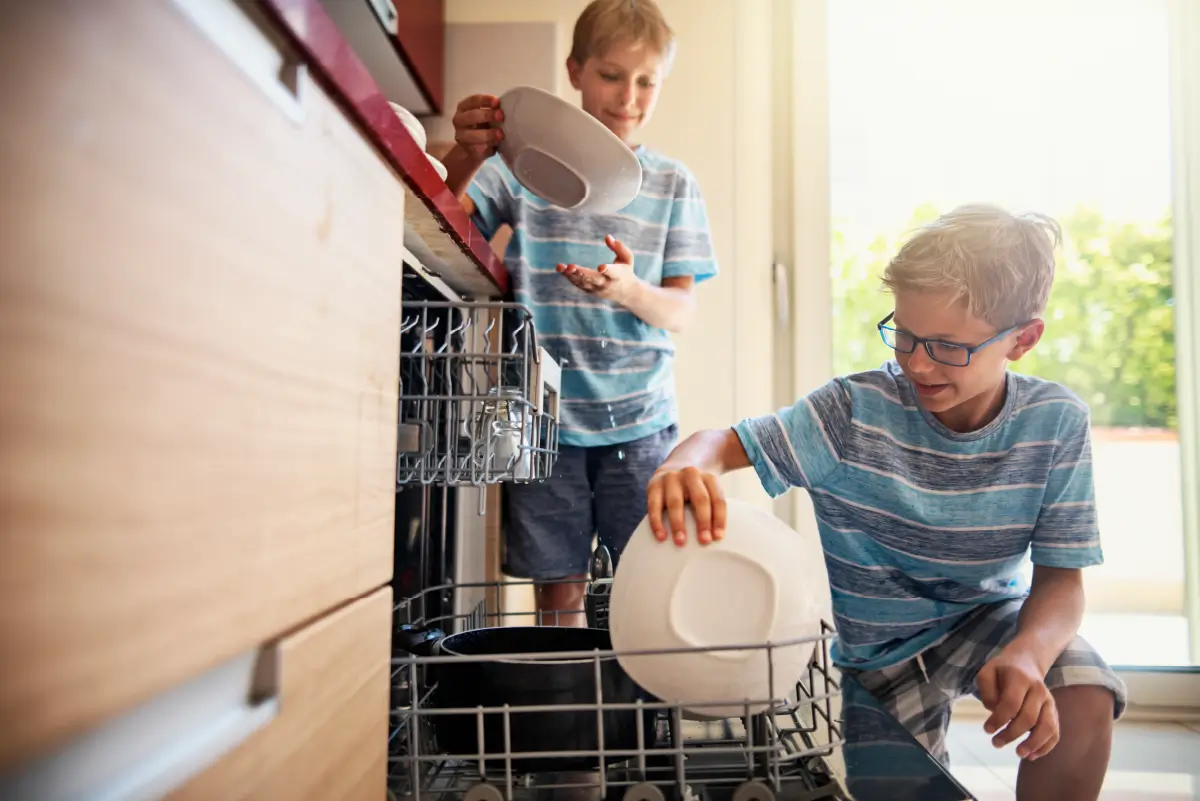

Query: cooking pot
left=395, top=625, right=658, bottom=772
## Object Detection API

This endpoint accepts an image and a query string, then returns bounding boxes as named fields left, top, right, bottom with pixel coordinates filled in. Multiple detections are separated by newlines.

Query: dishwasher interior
left=389, top=268, right=849, bottom=801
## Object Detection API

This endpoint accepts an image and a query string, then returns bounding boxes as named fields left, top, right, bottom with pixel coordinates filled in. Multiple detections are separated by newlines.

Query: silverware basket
left=397, top=301, right=560, bottom=487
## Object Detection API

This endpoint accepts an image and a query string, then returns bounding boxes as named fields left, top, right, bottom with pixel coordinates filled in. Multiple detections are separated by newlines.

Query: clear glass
left=829, top=0, right=1191, bottom=665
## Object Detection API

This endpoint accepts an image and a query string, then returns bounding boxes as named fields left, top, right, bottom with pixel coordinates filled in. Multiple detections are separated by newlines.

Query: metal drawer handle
left=171, top=0, right=307, bottom=124
left=0, top=646, right=280, bottom=801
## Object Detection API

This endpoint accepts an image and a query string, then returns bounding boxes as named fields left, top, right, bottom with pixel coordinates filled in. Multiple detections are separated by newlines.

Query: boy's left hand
left=975, top=645, right=1060, bottom=761
left=558, top=235, right=641, bottom=305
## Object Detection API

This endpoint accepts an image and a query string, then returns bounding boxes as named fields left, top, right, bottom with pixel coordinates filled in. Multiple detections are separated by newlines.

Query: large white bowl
left=609, top=499, right=831, bottom=719
left=497, top=86, right=642, bottom=215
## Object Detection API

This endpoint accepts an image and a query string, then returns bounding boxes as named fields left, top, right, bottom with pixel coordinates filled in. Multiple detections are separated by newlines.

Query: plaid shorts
left=840, top=598, right=1128, bottom=765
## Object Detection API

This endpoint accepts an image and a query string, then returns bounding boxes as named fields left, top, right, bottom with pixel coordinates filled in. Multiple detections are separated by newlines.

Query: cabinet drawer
left=0, top=0, right=400, bottom=768
left=168, top=587, right=391, bottom=801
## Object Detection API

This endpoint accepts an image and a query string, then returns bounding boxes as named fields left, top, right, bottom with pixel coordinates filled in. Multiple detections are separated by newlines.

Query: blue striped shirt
left=734, top=362, right=1103, bottom=670
left=467, top=148, right=718, bottom=447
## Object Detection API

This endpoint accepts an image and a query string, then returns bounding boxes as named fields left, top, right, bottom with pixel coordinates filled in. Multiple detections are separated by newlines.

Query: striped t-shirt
left=467, top=148, right=718, bottom=447
left=734, top=362, right=1103, bottom=671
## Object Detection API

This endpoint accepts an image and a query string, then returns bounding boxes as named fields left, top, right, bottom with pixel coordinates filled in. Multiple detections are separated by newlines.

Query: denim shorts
left=501, top=425, right=677, bottom=580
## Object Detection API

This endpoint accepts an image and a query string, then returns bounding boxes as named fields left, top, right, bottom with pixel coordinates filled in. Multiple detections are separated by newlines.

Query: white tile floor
left=945, top=718, right=1200, bottom=800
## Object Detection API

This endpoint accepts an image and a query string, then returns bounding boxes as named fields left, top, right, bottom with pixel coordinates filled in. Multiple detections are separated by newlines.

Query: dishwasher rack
left=388, top=578, right=846, bottom=801
left=397, top=300, right=559, bottom=488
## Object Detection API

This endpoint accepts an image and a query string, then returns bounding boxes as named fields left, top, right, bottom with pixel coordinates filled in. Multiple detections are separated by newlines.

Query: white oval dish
left=497, top=86, right=642, bottom=215
left=609, top=498, right=831, bottom=719
left=389, top=101, right=427, bottom=152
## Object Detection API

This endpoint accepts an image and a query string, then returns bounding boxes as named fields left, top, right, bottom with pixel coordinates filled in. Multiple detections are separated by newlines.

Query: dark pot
left=414, top=626, right=657, bottom=772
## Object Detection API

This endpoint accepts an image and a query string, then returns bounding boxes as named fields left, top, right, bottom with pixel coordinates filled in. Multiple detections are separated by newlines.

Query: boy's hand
left=645, top=466, right=726, bottom=547
left=975, top=646, right=1059, bottom=761
left=558, top=235, right=641, bottom=305
left=452, top=94, right=504, bottom=163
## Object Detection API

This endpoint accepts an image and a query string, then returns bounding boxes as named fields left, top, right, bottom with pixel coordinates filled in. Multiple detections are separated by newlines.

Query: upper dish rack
left=397, top=300, right=560, bottom=487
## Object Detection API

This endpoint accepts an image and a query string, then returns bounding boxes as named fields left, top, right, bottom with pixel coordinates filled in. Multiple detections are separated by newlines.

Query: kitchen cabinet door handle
left=0, top=646, right=280, bottom=801
left=171, top=0, right=307, bottom=124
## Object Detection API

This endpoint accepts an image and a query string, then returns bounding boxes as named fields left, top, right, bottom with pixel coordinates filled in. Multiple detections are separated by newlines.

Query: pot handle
left=590, top=545, right=614, bottom=580
left=394, top=625, right=445, bottom=657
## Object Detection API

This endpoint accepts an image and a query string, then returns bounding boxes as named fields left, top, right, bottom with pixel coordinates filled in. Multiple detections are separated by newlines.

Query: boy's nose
left=908, top=344, right=935, bottom=371
left=620, top=82, right=637, bottom=106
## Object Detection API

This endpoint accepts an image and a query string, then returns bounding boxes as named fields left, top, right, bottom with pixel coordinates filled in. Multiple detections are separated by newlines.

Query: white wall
left=441, top=0, right=776, bottom=508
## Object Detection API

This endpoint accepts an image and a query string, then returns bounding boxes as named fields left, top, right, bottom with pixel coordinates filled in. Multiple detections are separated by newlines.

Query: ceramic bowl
left=389, top=102, right=427, bottom=152
left=497, top=86, right=642, bottom=214
left=608, top=498, right=831, bottom=719
left=426, top=154, right=448, bottom=182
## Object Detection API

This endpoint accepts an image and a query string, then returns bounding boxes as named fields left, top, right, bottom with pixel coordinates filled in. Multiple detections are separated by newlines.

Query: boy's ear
left=1007, top=319, right=1045, bottom=362
left=566, top=57, right=584, bottom=90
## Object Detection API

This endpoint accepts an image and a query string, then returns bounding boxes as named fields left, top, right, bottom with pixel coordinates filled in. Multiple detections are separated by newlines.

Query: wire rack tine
left=397, top=301, right=558, bottom=489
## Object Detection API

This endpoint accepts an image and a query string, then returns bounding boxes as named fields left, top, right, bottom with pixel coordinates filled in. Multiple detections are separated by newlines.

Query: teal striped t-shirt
left=467, top=148, right=718, bottom=447
left=735, top=362, right=1104, bottom=670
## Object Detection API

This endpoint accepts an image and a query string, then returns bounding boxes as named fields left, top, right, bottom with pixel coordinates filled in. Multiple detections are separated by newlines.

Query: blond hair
left=569, top=0, right=676, bottom=72
left=882, top=204, right=1062, bottom=328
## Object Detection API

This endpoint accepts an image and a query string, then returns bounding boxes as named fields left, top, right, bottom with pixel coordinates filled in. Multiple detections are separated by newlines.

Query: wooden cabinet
left=168, top=587, right=392, bottom=801
left=395, top=0, right=446, bottom=112
left=0, top=0, right=399, bottom=779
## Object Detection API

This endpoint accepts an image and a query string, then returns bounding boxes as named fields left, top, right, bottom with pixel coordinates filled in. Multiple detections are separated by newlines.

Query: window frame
left=780, top=0, right=1200, bottom=697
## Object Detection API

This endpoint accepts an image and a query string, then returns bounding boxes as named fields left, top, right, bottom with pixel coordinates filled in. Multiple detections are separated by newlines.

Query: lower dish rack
left=388, top=573, right=846, bottom=801
left=397, top=300, right=560, bottom=487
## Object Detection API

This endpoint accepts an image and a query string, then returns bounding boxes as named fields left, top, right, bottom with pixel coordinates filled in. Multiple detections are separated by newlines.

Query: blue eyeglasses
left=877, top=313, right=1020, bottom=367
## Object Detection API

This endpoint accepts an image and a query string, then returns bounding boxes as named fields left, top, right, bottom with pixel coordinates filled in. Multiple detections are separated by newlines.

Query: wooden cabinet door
left=0, top=0, right=400, bottom=768
left=395, top=0, right=445, bottom=112
left=168, top=587, right=392, bottom=801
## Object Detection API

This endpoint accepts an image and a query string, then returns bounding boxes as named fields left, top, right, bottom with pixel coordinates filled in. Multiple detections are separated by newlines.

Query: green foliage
left=831, top=207, right=1177, bottom=429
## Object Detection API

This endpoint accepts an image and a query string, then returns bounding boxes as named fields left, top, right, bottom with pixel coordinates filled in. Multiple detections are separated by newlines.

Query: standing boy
left=442, top=0, right=718, bottom=623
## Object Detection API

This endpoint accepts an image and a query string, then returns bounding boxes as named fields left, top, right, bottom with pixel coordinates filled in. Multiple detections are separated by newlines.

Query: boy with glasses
left=645, top=205, right=1125, bottom=801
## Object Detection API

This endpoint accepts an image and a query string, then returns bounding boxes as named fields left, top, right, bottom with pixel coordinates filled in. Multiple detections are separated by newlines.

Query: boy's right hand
left=452, top=94, right=504, bottom=163
left=646, top=467, right=726, bottom=547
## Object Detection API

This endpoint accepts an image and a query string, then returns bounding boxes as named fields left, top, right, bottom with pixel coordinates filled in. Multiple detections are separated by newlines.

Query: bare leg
left=1016, top=685, right=1114, bottom=801
left=535, top=576, right=587, bottom=627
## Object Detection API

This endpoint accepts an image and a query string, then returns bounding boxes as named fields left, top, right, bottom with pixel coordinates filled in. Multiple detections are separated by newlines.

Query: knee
left=1052, top=685, right=1115, bottom=747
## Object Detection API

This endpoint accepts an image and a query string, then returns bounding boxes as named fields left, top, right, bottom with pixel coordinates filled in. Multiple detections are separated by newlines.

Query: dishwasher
left=389, top=271, right=979, bottom=801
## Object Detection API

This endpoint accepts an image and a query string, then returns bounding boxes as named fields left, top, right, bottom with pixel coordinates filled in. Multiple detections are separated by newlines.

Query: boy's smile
left=911, top=380, right=952, bottom=398
left=892, top=289, right=1042, bottom=432
left=567, top=41, right=665, bottom=143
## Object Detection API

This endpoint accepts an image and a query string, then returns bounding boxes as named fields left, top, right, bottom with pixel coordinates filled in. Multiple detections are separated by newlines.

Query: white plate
left=497, top=86, right=642, bottom=215
left=609, top=499, right=831, bottom=719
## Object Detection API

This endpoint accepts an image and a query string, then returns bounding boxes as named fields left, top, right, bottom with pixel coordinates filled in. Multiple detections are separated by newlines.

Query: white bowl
left=389, top=102, right=427, bottom=152
left=426, top=154, right=448, bottom=182
left=609, top=499, right=831, bottom=719
left=497, top=86, right=642, bottom=215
